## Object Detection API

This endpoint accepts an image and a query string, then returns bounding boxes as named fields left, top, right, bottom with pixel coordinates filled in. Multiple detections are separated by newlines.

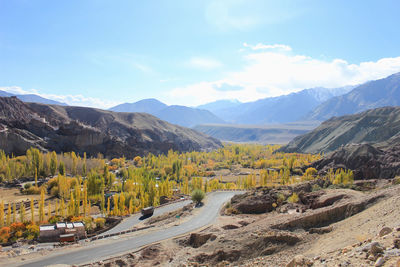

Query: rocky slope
left=279, top=106, right=400, bottom=179
left=0, top=97, right=221, bottom=158
left=309, top=142, right=400, bottom=179
left=279, top=106, right=400, bottom=154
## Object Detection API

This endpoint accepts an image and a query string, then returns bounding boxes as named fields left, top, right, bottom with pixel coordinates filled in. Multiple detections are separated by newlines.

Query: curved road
left=19, top=191, right=243, bottom=267
left=104, top=199, right=192, bottom=235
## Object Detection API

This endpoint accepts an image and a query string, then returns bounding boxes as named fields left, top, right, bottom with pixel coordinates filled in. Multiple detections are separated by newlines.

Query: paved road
left=103, top=199, right=192, bottom=235
left=20, top=191, right=243, bottom=267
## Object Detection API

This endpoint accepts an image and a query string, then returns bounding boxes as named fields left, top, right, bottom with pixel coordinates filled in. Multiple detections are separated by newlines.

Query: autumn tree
left=12, top=203, right=16, bottom=223
left=6, top=205, right=11, bottom=226
left=112, top=194, right=119, bottom=216
left=82, top=152, right=87, bottom=177
left=60, top=198, right=65, bottom=218
left=68, top=192, right=75, bottom=217
left=30, top=199, right=34, bottom=224
left=119, top=194, right=126, bottom=216
left=39, top=188, right=45, bottom=223
left=106, top=197, right=111, bottom=216
left=0, top=201, right=4, bottom=227
left=47, top=201, right=52, bottom=220
left=20, top=202, right=26, bottom=223
left=83, top=181, right=88, bottom=216
left=71, top=151, right=78, bottom=176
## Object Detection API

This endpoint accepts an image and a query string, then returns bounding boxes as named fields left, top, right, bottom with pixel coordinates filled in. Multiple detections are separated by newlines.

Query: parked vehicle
left=141, top=206, right=154, bottom=216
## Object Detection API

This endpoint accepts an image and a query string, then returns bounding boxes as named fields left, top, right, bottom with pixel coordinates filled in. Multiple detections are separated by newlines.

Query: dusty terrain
left=80, top=179, right=400, bottom=267
left=0, top=188, right=41, bottom=204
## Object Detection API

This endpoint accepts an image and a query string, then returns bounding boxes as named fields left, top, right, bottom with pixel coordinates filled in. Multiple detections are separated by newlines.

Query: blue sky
left=1, top=0, right=400, bottom=107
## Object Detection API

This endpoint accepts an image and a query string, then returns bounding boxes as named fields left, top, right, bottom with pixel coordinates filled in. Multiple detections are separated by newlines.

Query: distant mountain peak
left=0, top=90, right=67, bottom=106
left=109, top=98, right=167, bottom=113
left=306, top=72, right=400, bottom=121
left=109, top=99, right=225, bottom=127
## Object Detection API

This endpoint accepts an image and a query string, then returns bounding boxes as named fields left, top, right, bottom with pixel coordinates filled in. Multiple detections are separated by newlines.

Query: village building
left=39, top=221, right=86, bottom=242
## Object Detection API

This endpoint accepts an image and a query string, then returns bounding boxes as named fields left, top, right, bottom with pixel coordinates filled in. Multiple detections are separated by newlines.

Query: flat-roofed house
left=39, top=221, right=86, bottom=242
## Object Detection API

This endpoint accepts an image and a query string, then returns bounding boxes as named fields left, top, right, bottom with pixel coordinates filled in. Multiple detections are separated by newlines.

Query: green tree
left=50, top=151, right=58, bottom=176
left=191, top=189, right=205, bottom=205
left=58, top=161, right=65, bottom=176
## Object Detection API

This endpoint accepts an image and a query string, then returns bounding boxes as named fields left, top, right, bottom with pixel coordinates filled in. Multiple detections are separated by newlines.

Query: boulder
left=189, top=233, right=217, bottom=248
left=140, top=245, right=160, bottom=260
left=292, top=182, right=312, bottom=194
left=286, top=255, right=313, bottom=267
left=310, top=193, right=347, bottom=209
left=230, top=191, right=276, bottom=214
left=375, top=257, right=385, bottom=267
left=193, top=250, right=241, bottom=264
left=394, top=238, right=400, bottom=249
left=237, top=221, right=250, bottom=227
left=308, top=226, right=333, bottom=234
left=379, top=227, right=392, bottom=237
left=369, top=242, right=384, bottom=256
left=221, top=224, right=240, bottom=230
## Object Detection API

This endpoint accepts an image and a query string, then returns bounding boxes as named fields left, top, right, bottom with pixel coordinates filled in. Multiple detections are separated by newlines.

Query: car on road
left=141, top=206, right=154, bottom=216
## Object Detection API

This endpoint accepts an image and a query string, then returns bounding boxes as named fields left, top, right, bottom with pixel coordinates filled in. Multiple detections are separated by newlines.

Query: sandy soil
left=0, top=188, right=41, bottom=204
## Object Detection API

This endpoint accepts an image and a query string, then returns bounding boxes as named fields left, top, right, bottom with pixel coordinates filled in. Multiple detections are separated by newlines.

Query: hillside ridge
left=0, top=97, right=221, bottom=158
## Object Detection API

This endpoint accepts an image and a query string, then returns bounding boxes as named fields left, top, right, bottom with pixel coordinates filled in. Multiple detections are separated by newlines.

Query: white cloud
left=162, top=81, right=266, bottom=106
left=243, top=42, right=292, bottom=51
left=0, top=86, right=119, bottom=109
left=42, top=94, right=120, bottom=109
left=1, top=86, right=40, bottom=95
left=165, top=44, right=400, bottom=106
left=187, top=57, right=223, bottom=70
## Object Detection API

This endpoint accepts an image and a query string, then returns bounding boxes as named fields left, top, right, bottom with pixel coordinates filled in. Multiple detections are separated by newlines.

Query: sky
left=1, top=0, right=400, bottom=108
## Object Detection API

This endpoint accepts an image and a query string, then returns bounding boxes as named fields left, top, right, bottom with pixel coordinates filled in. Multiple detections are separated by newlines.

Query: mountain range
left=307, top=72, right=400, bottom=121
left=5, top=72, right=399, bottom=146
left=0, top=90, right=67, bottom=106
left=0, top=96, right=221, bottom=158
left=109, top=99, right=224, bottom=127
left=109, top=72, right=400, bottom=132
left=199, top=86, right=355, bottom=124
